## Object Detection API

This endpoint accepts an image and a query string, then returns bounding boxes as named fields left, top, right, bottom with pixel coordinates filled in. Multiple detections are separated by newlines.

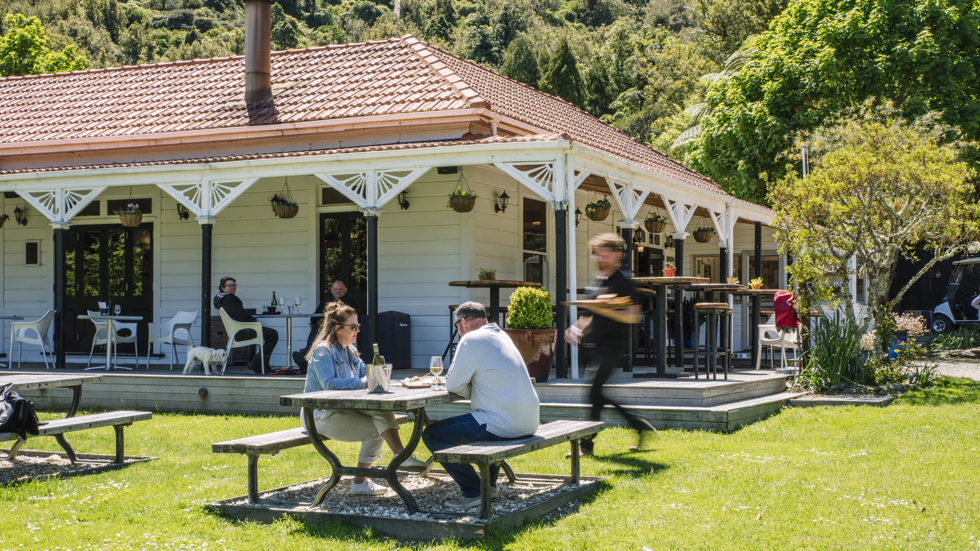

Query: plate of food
left=402, top=375, right=445, bottom=388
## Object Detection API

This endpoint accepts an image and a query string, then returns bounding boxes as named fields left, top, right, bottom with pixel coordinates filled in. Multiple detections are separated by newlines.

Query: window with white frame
left=522, top=197, right=547, bottom=288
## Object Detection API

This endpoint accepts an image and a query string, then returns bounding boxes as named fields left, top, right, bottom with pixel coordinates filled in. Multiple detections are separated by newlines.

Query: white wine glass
left=277, top=296, right=286, bottom=314
left=429, top=356, right=444, bottom=390
left=294, top=297, right=302, bottom=313
left=113, top=304, right=121, bottom=316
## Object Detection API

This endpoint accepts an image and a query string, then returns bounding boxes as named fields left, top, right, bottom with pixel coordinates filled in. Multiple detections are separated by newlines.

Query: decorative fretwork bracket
left=607, top=179, right=650, bottom=223
left=664, top=197, right=697, bottom=234
left=19, top=187, right=106, bottom=225
left=493, top=162, right=560, bottom=204
left=315, top=168, right=428, bottom=210
left=710, top=206, right=737, bottom=245
left=157, top=178, right=258, bottom=221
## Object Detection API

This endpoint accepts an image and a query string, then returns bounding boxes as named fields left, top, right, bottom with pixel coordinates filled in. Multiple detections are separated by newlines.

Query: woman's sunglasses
left=340, top=323, right=361, bottom=330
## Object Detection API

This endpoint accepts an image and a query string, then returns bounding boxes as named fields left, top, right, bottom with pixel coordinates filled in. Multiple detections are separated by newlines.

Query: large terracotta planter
left=503, top=328, right=556, bottom=383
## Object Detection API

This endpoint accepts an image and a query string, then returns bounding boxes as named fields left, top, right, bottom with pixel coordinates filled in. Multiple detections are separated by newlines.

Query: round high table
left=254, top=312, right=324, bottom=369
left=730, top=288, right=780, bottom=371
left=0, top=315, right=24, bottom=367
left=78, top=314, right=143, bottom=371
left=448, top=280, right=541, bottom=325
left=632, top=276, right=708, bottom=378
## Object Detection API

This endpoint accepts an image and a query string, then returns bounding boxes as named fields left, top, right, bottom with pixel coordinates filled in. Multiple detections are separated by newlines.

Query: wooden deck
left=6, top=361, right=799, bottom=433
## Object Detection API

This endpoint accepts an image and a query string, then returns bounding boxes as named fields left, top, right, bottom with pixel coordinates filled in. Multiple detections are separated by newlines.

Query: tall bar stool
left=692, top=302, right=732, bottom=380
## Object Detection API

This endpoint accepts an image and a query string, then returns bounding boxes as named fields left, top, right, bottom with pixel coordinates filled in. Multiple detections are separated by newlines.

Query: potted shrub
left=663, top=261, right=676, bottom=277
left=644, top=212, right=667, bottom=234
left=116, top=202, right=143, bottom=227
left=585, top=196, right=611, bottom=221
left=271, top=194, right=299, bottom=218
left=503, top=287, right=555, bottom=383
left=693, top=226, right=715, bottom=243
left=749, top=277, right=763, bottom=289
left=448, top=187, right=477, bottom=212
left=478, top=267, right=496, bottom=281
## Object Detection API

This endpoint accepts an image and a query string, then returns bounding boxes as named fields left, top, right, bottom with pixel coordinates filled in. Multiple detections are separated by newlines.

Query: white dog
left=183, top=346, right=229, bottom=376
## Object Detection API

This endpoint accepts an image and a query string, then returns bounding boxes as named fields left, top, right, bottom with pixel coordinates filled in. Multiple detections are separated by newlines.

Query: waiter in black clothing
left=214, top=276, right=278, bottom=373
left=565, top=233, right=655, bottom=456
left=292, top=280, right=359, bottom=371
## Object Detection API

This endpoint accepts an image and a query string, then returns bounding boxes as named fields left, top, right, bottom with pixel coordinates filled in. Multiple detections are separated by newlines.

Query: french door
left=319, top=212, right=367, bottom=311
left=63, top=224, right=153, bottom=353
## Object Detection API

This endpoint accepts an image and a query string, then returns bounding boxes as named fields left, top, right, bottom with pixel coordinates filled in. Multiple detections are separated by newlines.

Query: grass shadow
left=589, top=451, right=667, bottom=477
left=896, top=377, right=980, bottom=406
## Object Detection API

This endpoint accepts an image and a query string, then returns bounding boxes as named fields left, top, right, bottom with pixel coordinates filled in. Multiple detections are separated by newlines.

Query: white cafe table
left=254, top=312, right=324, bottom=369
left=0, top=315, right=24, bottom=368
left=78, top=314, right=143, bottom=371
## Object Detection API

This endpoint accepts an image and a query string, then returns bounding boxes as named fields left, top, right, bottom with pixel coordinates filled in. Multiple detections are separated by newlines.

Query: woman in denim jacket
left=302, top=302, right=425, bottom=496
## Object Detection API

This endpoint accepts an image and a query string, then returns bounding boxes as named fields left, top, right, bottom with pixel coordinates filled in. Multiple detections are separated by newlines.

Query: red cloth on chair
left=774, top=290, right=799, bottom=328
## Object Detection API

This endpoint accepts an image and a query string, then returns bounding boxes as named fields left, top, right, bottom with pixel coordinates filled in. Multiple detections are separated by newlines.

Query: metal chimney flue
left=244, top=0, right=273, bottom=104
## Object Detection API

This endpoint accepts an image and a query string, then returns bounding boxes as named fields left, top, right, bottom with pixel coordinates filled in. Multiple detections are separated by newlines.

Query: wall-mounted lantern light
left=176, top=203, right=190, bottom=221
left=665, top=235, right=675, bottom=248
left=494, top=191, right=510, bottom=214
left=397, top=190, right=410, bottom=210
left=574, top=207, right=583, bottom=226
left=13, top=206, right=27, bottom=226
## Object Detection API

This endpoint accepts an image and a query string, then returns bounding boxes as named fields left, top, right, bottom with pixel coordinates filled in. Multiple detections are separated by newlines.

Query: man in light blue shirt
left=422, top=301, right=540, bottom=510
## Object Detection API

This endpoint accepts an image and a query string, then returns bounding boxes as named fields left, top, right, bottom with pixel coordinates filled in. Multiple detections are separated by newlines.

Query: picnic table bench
left=212, top=413, right=409, bottom=503
left=1, top=411, right=152, bottom=464
left=431, top=419, right=605, bottom=519
left=1, top=373, right=152, bottom=465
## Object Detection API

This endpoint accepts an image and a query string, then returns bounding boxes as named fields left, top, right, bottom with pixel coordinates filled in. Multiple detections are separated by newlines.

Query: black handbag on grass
left=0, top=383, right=41, bottom=440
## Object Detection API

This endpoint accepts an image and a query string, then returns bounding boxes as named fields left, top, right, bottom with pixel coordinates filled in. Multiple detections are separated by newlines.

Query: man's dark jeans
left=422, top=414, right=510, bottom=498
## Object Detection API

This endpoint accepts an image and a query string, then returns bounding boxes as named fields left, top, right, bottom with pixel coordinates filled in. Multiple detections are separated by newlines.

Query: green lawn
left=2, top=379, right=979, bottom=550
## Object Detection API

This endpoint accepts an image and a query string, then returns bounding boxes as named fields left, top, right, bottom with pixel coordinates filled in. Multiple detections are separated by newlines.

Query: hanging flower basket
left=693, top=228, right=714, bottom=243
left=271, top=179, right=299, bottom=219
left=119, top=213, right=143, bottom=227
left=273, top=203, right=299, bottom=219
left=644, top=219, right=666, bottom=234
left=586, top=206, right=610, bottom=222
left=449, top=196, right=476, bottom=213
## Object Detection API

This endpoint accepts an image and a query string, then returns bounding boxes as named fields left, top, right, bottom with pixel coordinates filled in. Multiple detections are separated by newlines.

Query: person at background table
left=213, top=276, right=278, bottom=374
left=302, top=302, right=425, bottom=496
left=422, top=301, right=540, bottom=510
left=565, top=233, right=655, bottom=456
left=293, top=280, right=360, bottom=373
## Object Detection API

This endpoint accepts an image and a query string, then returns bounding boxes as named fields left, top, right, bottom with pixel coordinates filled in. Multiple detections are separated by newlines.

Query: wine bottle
left=272, top=291, right=277, bottom=310
left=372, top=343, right=383, bottom=365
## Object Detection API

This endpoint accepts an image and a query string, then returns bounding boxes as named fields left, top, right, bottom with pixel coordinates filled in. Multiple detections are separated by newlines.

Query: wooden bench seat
left=213, top=413, right=408, bottom=503
left=1, top=410, right=152, bottom=465
left=431, top=419, right=605, bottom=519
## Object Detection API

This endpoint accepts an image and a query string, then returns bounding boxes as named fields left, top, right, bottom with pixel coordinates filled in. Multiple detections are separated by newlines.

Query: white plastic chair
left=756, top=324, right=800, bottom=371
left=145, top=310, right=198, bottom=370
left=218, top=308, right=265, bottom=374
left=10, top=310, right=55, bottom=370
left=86, top=310, right=139, bottom=369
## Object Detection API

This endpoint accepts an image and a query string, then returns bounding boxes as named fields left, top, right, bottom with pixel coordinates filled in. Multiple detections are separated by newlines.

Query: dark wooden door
left=63, top=224, right=153, bottom=354
left=319, top=212, right=366, bottom=312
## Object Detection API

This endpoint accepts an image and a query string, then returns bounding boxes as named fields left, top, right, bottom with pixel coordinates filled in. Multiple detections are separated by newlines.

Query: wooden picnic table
left=280, top=384, right=462, bottom=515
left=1, top=373, right=103, bottom=418
left=632, top=277, right=708, bottom=378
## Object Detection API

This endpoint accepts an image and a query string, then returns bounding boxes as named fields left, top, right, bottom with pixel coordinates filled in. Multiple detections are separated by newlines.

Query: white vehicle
left=931, top=258, right=980, bottom=333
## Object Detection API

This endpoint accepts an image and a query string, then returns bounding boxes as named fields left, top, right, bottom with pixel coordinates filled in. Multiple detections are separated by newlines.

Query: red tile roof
left=0, top=134, right=562, bottom=176
left=0, top=35, right=727, bottom=197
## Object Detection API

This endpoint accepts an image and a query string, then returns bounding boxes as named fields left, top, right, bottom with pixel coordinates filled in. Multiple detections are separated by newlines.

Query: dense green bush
left=506, top=287, right=553, bottom=330
left=799, top=312, right=871, bottom=390
left=931, top=326, right=980, bottom=351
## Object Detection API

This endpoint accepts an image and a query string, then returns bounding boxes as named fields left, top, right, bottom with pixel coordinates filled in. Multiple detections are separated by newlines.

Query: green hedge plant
left=506, top=287, right=553, bottom=329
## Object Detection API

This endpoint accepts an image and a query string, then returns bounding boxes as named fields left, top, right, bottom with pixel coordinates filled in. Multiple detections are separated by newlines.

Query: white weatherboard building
left=0, top=3, right=783, bottom=374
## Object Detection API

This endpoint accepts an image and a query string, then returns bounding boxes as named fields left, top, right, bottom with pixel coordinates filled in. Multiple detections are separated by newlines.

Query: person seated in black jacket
left=292, top=280, right=358, bottom=372
left=214, top=276, right=278, bottom=373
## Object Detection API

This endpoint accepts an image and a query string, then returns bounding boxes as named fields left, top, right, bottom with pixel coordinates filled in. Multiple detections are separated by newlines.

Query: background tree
left=271, top=2, right=301, bottom=49
left=689, top=0, right=980, bottom=204
left=584, top=61, right=617, bottom=117
left=0, top=13, right=87, bottom=76
left=539, top=38, right=585, bottom=109
left=770, top=103, right=979, bottom=347
left=500, top=35, right=539, bottom=87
